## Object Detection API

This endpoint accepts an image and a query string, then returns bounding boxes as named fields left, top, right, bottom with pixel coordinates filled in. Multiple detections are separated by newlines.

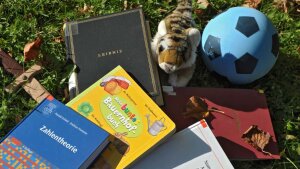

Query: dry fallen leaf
left=276, top=0, right=300, bottom=13
left=197, top=0, right=209, bottom=9
left=184, top=96, right=209, bottom=119
left=242, top=0, right=262, bottom=8
left=274, top=0, right=300, bottom=13
left=54, top=36, right=64, bottom=43
left=183, top=96, right=225, bottom=119
left=273, top=0, right=288, bottom=13
left=24, top=37, right=42, bottom=62
left=79, top=3, right=94, bottom=14
left=242, top=125, right=272, bottom=156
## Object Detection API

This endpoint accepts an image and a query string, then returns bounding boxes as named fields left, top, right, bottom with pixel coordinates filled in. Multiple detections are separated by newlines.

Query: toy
left=152, top=0, right=201, bottom=87
left=201, top=7, right=279, bottom=84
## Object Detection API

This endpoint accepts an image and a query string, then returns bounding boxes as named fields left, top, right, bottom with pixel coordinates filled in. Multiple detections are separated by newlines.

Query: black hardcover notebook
left=65, top=9, right=163, bottom=105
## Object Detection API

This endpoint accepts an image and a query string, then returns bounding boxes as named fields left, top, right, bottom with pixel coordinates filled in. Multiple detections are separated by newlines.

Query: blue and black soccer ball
left=201, top=7, right=279, bottom=84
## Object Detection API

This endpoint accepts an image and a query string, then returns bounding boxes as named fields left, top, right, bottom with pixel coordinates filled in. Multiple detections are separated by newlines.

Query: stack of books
left=1, top=8, right=280, bottom=169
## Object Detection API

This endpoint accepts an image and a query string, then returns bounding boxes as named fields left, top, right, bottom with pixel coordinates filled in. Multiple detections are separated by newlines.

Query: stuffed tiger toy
left=152, top=0, right=201, bottom=87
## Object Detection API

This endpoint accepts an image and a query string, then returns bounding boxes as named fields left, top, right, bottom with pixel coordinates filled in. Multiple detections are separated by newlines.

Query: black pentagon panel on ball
left=204, top=35, right=221, bottom=60
left=235, top=16, right=259, bottom=37
left=235, top=53, right=258, bottom=74
left=272, top=33, right=279, bottom=57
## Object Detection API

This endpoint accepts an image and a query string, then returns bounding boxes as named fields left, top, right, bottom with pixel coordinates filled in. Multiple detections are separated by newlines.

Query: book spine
left=64, top=23, right=72, bottom=60
left=145, top=21, right=164, bottom=106
left=144, top=21, right=157, bottom=96
left=64, top=23, right=77, bottom=99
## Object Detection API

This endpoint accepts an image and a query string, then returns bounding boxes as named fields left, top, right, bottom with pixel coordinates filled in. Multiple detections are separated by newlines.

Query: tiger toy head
left=155, top=34, right=188, bottom=73
left=156, top=33, right=189, bottom=74
left=152, top=20, right=201, bottom=74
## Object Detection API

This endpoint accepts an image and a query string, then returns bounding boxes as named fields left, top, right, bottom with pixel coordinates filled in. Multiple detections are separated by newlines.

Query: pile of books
left=0, top=8, right=280, bottom=169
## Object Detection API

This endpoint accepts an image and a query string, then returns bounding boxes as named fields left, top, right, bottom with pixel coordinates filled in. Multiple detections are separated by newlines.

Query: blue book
left=0, top=96, right=110, bottom=169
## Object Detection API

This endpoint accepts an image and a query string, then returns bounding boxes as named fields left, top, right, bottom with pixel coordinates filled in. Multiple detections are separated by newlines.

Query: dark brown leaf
left=242, top=125, right=272, bottom=156
left=183, top=96, right=225, bottom=119
left=183, top=96, right=210, bottom=119
left=15, top=115, right=22, bottom=123
left=24, top=37, right=42, bottom=62
left=194, top=9, right=204, bottom=21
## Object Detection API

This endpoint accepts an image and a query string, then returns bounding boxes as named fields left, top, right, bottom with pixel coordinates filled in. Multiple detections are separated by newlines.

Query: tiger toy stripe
left=152, top=0, right=201, bottom=87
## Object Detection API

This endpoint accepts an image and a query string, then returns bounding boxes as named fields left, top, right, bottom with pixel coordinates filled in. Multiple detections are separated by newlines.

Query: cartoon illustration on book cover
left=100, top=76, right=131, bottom=95
left=68, top=66, right=175, bottom=169
left=145, top=114, right=167, bottom=136
left=77, top=102, right=94, bottom=117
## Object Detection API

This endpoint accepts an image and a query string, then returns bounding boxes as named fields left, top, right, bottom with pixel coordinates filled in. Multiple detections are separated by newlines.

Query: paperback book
left=67, top=66, right=176, bottom=169
left=0, top=96, right=110, bottom=169
left=131, top=120, right=234, bottom=169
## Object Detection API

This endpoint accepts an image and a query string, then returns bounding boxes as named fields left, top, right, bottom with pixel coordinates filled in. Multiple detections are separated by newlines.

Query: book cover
left=67, top=66, right=176, bottom=169
left=131, top=120, right=234, bottom=169
left=0, top=96, right=110, bottom=169
left=64, top=8, right=162, bottom=103
left=162, top=87, right=280, bottom=160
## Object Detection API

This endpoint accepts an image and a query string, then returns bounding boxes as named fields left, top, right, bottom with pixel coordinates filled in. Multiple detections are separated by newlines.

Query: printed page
left=131, top=120, right=234, bottom=169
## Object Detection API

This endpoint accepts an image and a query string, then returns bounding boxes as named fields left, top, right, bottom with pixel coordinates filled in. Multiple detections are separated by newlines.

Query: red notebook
left=162, top=87, right=280, bottom=160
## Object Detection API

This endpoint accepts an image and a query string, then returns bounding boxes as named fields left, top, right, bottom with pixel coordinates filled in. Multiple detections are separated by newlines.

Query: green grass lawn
left=0, top=0, right=299, bottom=168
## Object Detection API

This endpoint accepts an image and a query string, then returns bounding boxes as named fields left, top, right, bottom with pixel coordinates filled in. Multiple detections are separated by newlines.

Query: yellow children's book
left=67, top=66, right=175, bottom=169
